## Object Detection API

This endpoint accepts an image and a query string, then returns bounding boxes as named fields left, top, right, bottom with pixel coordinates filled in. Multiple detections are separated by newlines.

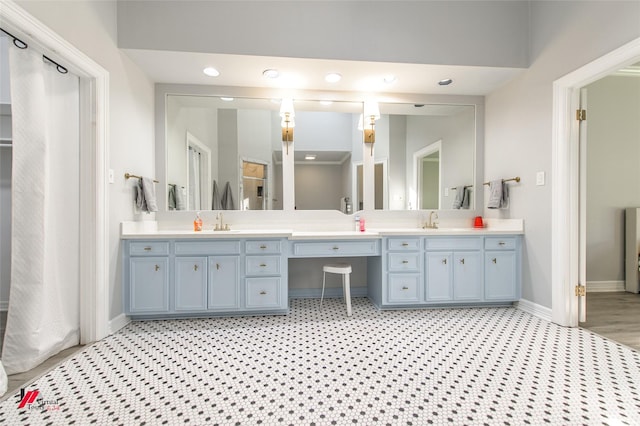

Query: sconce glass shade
left=279, top=98, right=295, bottom=118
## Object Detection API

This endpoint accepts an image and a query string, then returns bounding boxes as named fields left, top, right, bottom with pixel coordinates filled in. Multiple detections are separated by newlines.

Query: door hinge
left=576, top=109, right=587, bottom=121
left=575, top=284, right=586, bottom=297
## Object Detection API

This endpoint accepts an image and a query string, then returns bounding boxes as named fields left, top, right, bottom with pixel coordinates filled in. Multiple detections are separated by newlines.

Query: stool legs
left=344, top=273, right=352, bottom=317
left=320, top=271, right=327, bottom=310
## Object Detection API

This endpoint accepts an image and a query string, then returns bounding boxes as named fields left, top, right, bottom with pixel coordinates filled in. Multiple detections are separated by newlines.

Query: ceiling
left=124, top=49, right=526, bottom=97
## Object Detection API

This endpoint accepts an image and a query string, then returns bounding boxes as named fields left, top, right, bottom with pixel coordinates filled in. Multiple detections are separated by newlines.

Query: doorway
left=241, top=160, right=268, bottom=210
left=552, top=37, right=640, bottom=327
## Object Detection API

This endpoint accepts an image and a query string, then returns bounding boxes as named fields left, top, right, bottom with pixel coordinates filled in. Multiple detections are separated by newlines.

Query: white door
left=578, top=88, right=588, bottom=323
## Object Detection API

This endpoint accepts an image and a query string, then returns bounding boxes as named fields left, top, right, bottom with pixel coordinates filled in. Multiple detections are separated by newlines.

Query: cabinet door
left=485, top=251, right=517, bottom=300
left=453, top=251, right=482, bottom=301
left=246, top=277, right=282, bottom=309
left=426, top=252, right=453, bottom=301
left=175, top=257, right=207, bottom=311
left=208, top=256, right=240, bottom=310
left=129, top=257, right=169, bottom=313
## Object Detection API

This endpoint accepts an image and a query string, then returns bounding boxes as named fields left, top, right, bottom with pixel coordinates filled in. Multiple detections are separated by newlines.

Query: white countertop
left=121, top=223, right=524, bottom=240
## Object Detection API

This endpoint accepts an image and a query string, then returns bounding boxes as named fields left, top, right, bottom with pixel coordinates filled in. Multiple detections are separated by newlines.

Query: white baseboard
left=108, top=313, right=130, bottom=335
left=515, top=298, right=552, bottom=322
left=586, top=280, right=625, bottom=293
left=0, top=301, right=7, bottom=312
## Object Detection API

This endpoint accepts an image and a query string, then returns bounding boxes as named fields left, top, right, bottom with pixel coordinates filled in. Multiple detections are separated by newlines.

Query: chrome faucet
left=423, top=211, right=439, bottom=229
left=214, top=212, right=230, bottom=231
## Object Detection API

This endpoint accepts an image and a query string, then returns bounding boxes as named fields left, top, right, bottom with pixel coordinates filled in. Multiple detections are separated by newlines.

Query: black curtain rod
left=1, top=27, right=68, bottom=74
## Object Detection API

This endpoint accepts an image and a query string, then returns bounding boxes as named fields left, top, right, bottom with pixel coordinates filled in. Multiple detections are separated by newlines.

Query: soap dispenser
left=194, top=212, right=203, bottom=232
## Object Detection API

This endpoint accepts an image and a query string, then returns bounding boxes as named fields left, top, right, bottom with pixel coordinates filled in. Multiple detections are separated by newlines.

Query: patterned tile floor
left=1, top=298, right=640, bottom=425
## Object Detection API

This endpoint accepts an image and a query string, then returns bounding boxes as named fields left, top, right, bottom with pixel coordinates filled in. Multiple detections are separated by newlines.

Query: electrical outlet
left=536, top=171, right=545, bottom=186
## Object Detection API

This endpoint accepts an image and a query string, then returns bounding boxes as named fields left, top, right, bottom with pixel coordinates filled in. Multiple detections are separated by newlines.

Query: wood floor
left=580, top=291, right=640, bottom=352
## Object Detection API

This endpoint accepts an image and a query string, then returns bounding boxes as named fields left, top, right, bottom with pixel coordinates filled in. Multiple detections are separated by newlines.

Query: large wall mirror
left=157, top=85, right=480, bottom=214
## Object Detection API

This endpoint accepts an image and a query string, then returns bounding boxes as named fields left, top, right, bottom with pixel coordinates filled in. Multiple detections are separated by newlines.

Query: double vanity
left=122, top=222, right=522, bottom=319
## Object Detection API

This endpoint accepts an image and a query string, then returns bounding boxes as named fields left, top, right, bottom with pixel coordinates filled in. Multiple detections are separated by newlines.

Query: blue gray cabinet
left=129, top=257, right=169, bottom=313
left=175, top=257, right=208, bottom=311
left=425, top=238, right=483, bottom=303
left=484, top=237, right=520, bottom=301
left=384, top=237, right=422, bottom=305
left=208, top=256, right=240, bottom=310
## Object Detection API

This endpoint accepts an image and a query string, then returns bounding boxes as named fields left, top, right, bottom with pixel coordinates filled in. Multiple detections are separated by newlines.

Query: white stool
left=320, top=263, right=353, bottom=317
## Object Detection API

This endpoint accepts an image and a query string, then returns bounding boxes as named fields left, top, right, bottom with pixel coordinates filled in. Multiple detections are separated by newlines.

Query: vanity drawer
left=484, top=237, right=517, bottom=250
left=245, top=240, right=282, bottom=254
left=387, top=274, right=422, bottom=304
left=246, top=256, right=281, bottom=276
left=387, top=238, right=421, bottom=251
left=424, top=237, right=482, bottom=251
left=291, top=240, right=380, bottom=257
left=175, top=240, right=241, bottom=255
left=387, top=253, right=421, bottom=272
left=245, top=277, right=282, bottom=309
left=129, top=241, right=170, bottom=256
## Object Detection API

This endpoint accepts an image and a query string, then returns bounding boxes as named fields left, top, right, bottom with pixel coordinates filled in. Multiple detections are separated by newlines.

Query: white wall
left=295, top=163, right=347, bottom=210
left=16, top=0, right=155, bottom=320
left=484, top=1, right=640, bottom=308
left=585, top=75, right=640, bottom=282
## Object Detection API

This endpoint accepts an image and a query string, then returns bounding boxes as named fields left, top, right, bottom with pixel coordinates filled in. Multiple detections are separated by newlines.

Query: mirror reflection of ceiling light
left=203, top=67, right=220, bottom=77
left=319, top=100, right=333, bottom=106
left=220, top=97, right=234, bottom=101
left=438, top=78, right=453, bottom=86
left=263, top=69, right=280, bottom=79
left=305, top=154, right=317, bottom=160
left=325, top=73, right=342, bottom=83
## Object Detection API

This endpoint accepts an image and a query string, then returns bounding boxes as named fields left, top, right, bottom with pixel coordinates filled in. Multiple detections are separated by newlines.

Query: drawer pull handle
left=155, top=264, right=160, bottom=271
left=260, top=263, right=267, bottom=267
left=442, top=258, right=447, bottom=265
left=402, top=260, right=409, bottom=264
left=259, top=290, right=267, bottom=295
left=492, top=258, right=497, bottom=264
left=402, top=286, right=409, bottom=290
left=460, top=258, right=465, bottom=265
left=260, top=245, right=267, bottom=249
left=498, top=241, right=506, bottom=246
left=144, top=247, right=152, bottom=251
left=401, top=243, right=409, bottom=247
left=332, top=246, right=339, bottom=250
left=216, top=263, right=220, bottom=270
left=194, top=264, right=199, bottom=271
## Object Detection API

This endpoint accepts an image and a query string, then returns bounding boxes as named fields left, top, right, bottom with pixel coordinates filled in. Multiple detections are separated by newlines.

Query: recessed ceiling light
left=438, top=78, right=453, bottom=86
left=383, top=74, right=397, bottom=84
left=220, top=97, right=234, bottom=101
left=203, top=67, right=220, bottom=77
left=305, top=154, right=317, bottom=160
left=263, top=69, right=280, bottom=79
left=325, top=73, right=342, bottom=83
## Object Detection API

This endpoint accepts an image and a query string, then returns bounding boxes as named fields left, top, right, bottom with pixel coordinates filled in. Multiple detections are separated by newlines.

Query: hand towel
left=221, top=181, right=235, bottom=210
left=212, top=180, right=222, bottom=210
left=141, top=177, right=158, bottom=212
left=452, top=186, right=465, bottom=209
left=487, top=180, right=503, bottom=209
left=175, top=186, right=186, bottom=210
left=168, top=184, right=176, bottom=210
left=500, top=181, right=510, bottom=209
left=461, top=187, right=471, bottom=209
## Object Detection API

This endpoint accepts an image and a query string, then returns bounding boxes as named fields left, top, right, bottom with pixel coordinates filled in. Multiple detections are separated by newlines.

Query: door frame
left=412, top=140, right=442, bottom=210
left=551, top=37, right=640, bottom=327
left=2, top=2, right=110, bottom=342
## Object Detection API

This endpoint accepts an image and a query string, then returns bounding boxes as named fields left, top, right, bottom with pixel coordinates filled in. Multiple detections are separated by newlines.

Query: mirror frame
left=155, top=84, right=485, bottom=216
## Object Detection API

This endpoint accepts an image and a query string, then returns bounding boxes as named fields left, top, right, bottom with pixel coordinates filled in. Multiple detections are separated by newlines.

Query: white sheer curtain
left=1, top=45, right=80, bottom=376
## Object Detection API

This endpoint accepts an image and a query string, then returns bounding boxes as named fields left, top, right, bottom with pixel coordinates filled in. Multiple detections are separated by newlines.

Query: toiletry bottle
left=360, top=217, right=366, bottom=232
left=194, top=212, right=203, bottom=232
left=354, top=215, right=360, bottom=231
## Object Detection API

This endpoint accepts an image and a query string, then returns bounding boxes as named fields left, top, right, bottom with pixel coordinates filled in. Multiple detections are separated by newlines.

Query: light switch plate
left=108, top=168, right=115, bottom=184
left=536, top=171, right=545, bottom=186
left=444, top=188, right=449, bottom=197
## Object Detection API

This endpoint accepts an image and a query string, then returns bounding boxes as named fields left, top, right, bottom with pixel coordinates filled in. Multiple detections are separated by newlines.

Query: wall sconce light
left=280, top=98, right=295, bottom=154
left=361, top=101, right=380, bottom=155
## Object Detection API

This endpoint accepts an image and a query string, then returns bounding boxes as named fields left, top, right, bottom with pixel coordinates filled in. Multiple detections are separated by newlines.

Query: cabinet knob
left=498, top=241, right=506, bottom=246
left=492, top=258, right=497, bottom=264
left=194, top=264, right=198, bottom=271
left=460, top=258, right=465, bottom=265
left=442, top=258, right=447, bottom=265
left=260, top=263, right=267, bottom=267
left=401, top=242, right=409, bottom=247
left=332, top=246, right=339, bottom=250
left=402, top=260, right=409, bottom=264
left=216, top=263, right=220, bottom=270
left=155, top=264, right=160, bottom=271
left=260, top=245, right=267, bottom=249
left=259, top=290, right=267, bottom=295
left=144, top=247, right=152, bottom=251
left=402, top=286, right=409, bottom=290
